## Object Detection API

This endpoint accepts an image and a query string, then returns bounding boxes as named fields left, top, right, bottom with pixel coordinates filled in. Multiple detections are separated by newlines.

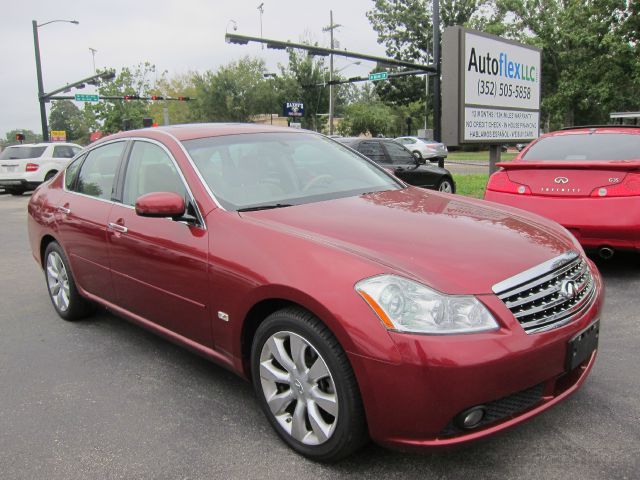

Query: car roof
left=545, top=125, right=640, bottom=137
left=99, top=123, right=301, bottom=143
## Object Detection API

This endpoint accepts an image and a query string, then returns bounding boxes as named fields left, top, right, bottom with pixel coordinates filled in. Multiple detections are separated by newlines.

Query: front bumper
left=347, top=265, right=603, bottom=450
left=484, top=191, right=640, bottom=251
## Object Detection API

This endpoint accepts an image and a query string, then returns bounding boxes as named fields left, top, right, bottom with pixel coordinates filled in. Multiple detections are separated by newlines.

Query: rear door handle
left=108, top=222, right=128, bottom=234
left=57, top=206, right=71, bottom=215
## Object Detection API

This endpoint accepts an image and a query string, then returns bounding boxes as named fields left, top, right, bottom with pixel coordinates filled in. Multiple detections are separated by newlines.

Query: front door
left=107, top=140, right=211, bottom=346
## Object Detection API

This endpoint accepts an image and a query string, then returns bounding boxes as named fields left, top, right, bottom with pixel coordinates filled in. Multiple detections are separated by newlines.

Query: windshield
left=523, top=133, right=640, bottom=161
left=0, top=146, right=46, bottom=160
left=182, top=132, right=400, bottom=211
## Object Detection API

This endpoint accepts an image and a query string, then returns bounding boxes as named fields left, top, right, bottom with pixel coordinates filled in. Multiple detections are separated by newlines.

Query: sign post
left=442, top=27, right=541, bottom=173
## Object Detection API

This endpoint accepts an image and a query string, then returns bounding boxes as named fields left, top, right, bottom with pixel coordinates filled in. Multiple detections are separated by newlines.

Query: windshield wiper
left=237, top=203, right=294, bottom=212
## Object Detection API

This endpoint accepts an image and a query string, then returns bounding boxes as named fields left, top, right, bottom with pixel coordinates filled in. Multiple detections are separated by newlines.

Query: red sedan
left=485, top=126, right=640, bottom=258
left=28, top=124, right=603, bottom=461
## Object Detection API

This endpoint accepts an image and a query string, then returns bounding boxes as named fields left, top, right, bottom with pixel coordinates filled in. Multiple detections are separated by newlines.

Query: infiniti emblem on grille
left=559, top=280, right=578, bottom=299
left=554, top=176, right=569, bottom=184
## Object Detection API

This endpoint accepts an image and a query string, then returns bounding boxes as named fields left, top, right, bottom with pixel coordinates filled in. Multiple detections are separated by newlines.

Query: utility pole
left=433, top=0, right=442, bottom=146
left=32, top=20, right=48, bottom=142
left=257, top=3, right=264, bottom=49
left=89, top=47, right=97, bottom=73
left=323, top=11, right=341, bottom=135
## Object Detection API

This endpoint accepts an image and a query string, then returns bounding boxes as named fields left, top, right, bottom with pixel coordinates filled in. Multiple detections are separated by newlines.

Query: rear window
left=523, top=133, right=640, bottom=161
left=0, top=146, right=47, bottom=160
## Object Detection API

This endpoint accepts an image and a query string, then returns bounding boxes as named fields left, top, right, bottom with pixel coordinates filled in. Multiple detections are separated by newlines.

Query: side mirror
left=413, top=151, right=426, bottom=164
left=135, top=191, right=185, bottom=219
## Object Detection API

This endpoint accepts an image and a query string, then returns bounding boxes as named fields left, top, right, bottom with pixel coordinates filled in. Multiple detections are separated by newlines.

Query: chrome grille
left=493, top=251, right=597, bottom=334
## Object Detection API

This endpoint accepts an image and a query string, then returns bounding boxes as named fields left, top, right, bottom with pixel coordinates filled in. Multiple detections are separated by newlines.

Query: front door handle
left=57, top=206, right=71, bottom=215
left=108, top=222, right=128, bottom=234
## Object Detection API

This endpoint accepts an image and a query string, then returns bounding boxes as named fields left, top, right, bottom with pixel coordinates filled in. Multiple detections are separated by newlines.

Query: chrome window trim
left=492, top=250, right=579, bottom=295
left=62, top=137, right=206, bottom=229
left=154, top=129, right=226, bottom=211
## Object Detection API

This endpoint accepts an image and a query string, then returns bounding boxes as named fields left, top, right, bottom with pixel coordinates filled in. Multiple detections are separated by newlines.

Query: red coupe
left=28, top=124, right=603, bottom=461
left=485, top=126, right=640, bottom=258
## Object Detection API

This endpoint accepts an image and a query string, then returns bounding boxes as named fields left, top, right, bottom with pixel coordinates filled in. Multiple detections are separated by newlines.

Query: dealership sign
left=442, top=27, right=541, bottom=145
left=283, top=102, right=304, bottom=117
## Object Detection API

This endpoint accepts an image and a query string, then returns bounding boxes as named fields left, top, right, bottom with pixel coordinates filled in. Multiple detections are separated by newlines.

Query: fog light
left=456, top=406, right=486, bottom=429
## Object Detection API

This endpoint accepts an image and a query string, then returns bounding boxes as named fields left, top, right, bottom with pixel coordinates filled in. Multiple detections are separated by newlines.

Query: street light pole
left=32, top=19, right=79, bottom=143
left=32, top=20, right=48, bottom=142
left=323, top=11, right=341, bottom=135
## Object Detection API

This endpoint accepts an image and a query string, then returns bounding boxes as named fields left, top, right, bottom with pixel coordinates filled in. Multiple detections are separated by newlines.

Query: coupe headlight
left=355, top=274, right=499, bottom=334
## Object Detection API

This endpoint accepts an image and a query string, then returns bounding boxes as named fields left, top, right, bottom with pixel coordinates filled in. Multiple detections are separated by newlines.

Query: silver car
left=395, top=137, right=448, bottom=161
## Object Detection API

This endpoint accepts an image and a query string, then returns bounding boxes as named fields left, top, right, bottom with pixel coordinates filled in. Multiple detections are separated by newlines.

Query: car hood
left=240, top=188, right=576, bottom=294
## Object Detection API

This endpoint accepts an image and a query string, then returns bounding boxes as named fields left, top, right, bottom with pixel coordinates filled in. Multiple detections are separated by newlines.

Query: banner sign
left=442, top=27, right=541, bottom=146
left=283, top=102, right=304, bottom=117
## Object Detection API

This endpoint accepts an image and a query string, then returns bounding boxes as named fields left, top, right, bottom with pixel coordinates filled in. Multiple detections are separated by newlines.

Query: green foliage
left=87, top=63, right=154, bottom=133
left=1, top=129, right=41, bottom=147
left=478, top=0, right=640, bottom=127
left=148, top=73, right=197, bottom=126
left=190, top=57, right=277, bottom=123
left=338, top=102, right=396, bottom=137
left=48, top=100, right=90, bottom=143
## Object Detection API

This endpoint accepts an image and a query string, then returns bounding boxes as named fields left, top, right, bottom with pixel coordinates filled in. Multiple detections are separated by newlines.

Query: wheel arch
left=39, top=234, right=59, bottom=269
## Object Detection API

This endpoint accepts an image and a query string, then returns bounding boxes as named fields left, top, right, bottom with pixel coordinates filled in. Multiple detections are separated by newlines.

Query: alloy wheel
left=439, top=180, right=453, bottom=193
left=46, top=251, right=70, bottom=312
left=259, top=331, right=338, bottom=445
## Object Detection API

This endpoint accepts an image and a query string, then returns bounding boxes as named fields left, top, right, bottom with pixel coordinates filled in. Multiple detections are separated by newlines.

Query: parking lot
left=0, top=191, right=638, bottom=479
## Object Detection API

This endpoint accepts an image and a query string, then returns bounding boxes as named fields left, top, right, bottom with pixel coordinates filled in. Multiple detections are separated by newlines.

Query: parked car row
left=0, top=142, right=82, bottom=195
left=27, top=124, right=603, bottom=461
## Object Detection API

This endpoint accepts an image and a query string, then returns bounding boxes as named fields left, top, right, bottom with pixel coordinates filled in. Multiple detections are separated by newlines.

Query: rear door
left=107, top=139, right=211, bottom=346
left=55, top=140, right=126, bottom=303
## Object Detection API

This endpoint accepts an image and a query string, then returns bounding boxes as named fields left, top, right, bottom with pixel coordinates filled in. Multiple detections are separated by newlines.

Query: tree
left=86, top=63, right=155, bottom=133
left=148, top=73, right=197, bottom=126
left=338, top=102, right=396, bottom=137
left=48, top=100, right=89, bottom=143
left=190, top=57, right=276, bottom=123
left=1, top=129, right=41, bottom=148
left=488, top=0, right=640, bottom=128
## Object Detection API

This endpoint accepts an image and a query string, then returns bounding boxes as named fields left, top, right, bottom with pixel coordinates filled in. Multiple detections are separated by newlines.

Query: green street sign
left=75, top=94, right=100, bottom=102
left=368, top=72, right=389, bottom=81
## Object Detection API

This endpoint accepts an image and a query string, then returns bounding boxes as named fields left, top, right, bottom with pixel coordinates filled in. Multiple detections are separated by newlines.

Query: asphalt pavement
left=0, top=192, right=638, bottom=480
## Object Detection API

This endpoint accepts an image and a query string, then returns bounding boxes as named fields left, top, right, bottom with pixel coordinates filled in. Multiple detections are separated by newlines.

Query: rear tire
left=251, top=307, right=368, bottom=461
left=44, top=242, right=94, bottom=321
left=437, top=177, right=455, bottom=193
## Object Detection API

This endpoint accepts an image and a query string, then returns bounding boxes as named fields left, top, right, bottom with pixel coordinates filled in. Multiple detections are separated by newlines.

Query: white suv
left=0, top=142, right=82, bottom=195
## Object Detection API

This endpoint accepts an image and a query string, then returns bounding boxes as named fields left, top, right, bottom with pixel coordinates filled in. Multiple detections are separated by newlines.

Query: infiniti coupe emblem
left=554, top=177, right=569, bottom=184
left=559, top=280, right=578, bottom=300
left=294, top=379, right=304, bottom=394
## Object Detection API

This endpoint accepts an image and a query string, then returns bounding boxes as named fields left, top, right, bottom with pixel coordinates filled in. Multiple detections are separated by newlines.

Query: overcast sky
left=0, top=0, right=387, bottom=139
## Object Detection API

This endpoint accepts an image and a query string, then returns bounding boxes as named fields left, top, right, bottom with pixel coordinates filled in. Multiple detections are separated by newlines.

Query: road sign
left=283, top=102, right=304, bottom=117
left=75, top=94, right=99, bottom=102
left=368, top=72, right=388, bottom=81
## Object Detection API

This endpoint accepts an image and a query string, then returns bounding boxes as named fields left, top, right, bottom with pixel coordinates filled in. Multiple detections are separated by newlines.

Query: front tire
left=251, top=307, right=367, bottom=461
left=44, top=242, right=94, bottom=321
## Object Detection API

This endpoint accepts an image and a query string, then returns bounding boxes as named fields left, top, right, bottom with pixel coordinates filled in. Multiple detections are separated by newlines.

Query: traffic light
left=142, top=118, right=153, bottom=128
left=178, top=96, right=190, bottom=101
left=150, top=95, right=164, bottom=101
left=15, top=133, right=25, bottom=143
left=123, top=95, right=140, bottom=101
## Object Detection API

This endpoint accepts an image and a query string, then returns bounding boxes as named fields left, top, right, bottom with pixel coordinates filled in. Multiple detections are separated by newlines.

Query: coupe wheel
left=251, top=307, right=367, bottom=461
left=437, top=178, right=455, bottom=193
left=44, top=242, right=94, bottom=321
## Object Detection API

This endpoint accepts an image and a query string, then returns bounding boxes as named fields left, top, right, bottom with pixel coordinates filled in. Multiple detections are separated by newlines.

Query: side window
left=75, top=142, right=125, bottom=200
left=53, top=145, right=77, bottom=158
left=384, top=141, right=414, bottom=164
left=64, top=154, right=85, bottom=190
left=358, top=142, right=387, bottom=164
left=122, top=141, right=187, bottom=206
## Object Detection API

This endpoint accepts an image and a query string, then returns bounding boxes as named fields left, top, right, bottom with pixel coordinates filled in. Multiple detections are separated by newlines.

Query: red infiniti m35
left=485, top=126, right=640, bottom=258
left=28, top=124, right=603, bottom=461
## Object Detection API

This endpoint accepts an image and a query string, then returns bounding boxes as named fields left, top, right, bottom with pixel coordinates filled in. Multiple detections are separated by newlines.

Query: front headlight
left=355, top=274, right=499, bottom=334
